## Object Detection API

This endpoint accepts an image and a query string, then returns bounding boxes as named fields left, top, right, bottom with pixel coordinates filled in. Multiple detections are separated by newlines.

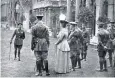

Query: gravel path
left=1, top=29, right=115, bottom=77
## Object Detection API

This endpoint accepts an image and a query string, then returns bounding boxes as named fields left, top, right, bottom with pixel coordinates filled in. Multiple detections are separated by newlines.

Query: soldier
left=68, top=22, right=83, bottom=70
left=106, top=24, right=114, bottom=67
left=31, top=15, right=50, bottom=76
left=97, top=22, right=109, bottom=72
left=10, top=23, right=25, bottom=61
left=82, top=24, right=90, bottom=61
left=110, top=22, right=115, bottom=67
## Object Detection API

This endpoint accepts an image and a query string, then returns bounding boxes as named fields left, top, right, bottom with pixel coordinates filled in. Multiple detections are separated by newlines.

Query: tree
left=19, top=0, right=32, bottom=30
left=97, top=15, right=110, bottom=24
left=19, top=0, right=32, bottom=11
left=97, top=15, right=110, bottom=28
left=77, top=7, right=94, bottom=25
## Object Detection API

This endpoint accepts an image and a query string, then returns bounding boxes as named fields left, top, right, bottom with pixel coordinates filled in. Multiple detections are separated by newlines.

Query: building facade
left=1, top=0, right=115, bottom=37
left=32, top=0, right=67, bottom=37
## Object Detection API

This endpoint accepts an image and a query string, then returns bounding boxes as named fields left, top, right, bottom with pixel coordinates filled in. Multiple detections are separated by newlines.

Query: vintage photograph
left=1, top=0, right=115, bottom=77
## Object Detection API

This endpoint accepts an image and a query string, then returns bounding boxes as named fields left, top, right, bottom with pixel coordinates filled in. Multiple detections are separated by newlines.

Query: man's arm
left=21, top=31, right=25, bottom=39
left=31, top=36, right=35, bottom=51
left=31, top=28, right=35, bottom=50
left=45, top=28, right=50, bottom=47
left=23, top=31, right=25, bottom=39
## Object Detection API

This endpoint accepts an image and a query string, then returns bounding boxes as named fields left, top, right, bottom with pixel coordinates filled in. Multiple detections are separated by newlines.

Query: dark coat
left=31, top=21, right=49, bottom=51
left=11, top=29, right=25, bottom=45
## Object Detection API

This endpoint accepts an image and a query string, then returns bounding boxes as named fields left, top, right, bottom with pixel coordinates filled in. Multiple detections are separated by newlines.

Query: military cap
left=36, top=15, right=43, bottom=19
left=18, top=23, right=22, bottom=25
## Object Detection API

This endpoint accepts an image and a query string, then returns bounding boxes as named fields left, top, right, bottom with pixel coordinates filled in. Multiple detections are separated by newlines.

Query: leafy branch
left=77, top=7, right=94, bottom=24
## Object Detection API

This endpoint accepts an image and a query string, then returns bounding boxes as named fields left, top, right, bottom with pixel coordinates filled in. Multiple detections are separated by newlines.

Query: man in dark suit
left=10, top=23, right=25, bottom=61
left=31, top=15, right=50, bottom=76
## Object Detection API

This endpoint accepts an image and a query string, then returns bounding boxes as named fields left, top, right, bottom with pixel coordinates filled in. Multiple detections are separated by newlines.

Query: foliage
left=1, top=17, right=7, bottom=22
left=77, top=7, right=94, bottom=24
left=97, top=15, right=110, bottom=24
left=19, top=0, right=32, bottom=10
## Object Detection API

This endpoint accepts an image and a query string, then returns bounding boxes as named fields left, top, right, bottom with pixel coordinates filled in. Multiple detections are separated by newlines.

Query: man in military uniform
left=68, top=22, right=83, bottom=70
left=31, top=15, right=50, bottom=76
left=106, top=24, right=114, bottom=67
left=97, top=22, right=109, bottom=72
left=82, top=24, right=90, bottom=61
left=110, top=22, right=115, bottom=67
left=10, top=23, right=25, bottom=61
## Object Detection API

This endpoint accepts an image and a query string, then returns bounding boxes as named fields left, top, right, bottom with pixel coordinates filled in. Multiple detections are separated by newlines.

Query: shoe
left=84, top=59, right=86, bottom=61
left=103, top=69, right=108, bottom=72
left=46, top=72, right=50, bottom=76
left=14, top=58, right=16, bottom=60
left=80, top=58, right=83, bottom=60
left=18, top=58, right=20, bottom=61
left=96, top=69, right=103, bottom=72
left=35, top=72, right=39, bottom=76
left=109, top=65, right=112, bottom=67
left=73, top=68, right=75, bottom=71
left=76, top=66, right=81, bottom=69
left=38, top=73, right=42, bottom=76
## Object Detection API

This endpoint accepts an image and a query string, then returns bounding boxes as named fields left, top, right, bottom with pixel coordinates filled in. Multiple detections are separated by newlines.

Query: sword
left=9, top=43, right=11, bottom=60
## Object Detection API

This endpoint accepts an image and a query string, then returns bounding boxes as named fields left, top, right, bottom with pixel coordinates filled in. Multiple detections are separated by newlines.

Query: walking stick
left=9, top=43, right=11, bottom=60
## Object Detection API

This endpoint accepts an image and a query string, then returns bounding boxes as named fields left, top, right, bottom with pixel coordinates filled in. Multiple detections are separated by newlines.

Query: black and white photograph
left=0, top=0, right=115, bottom=77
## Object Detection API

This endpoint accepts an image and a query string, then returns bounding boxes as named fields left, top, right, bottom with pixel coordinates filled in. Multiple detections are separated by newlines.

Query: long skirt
left=55, top=49, right=70, bottom=73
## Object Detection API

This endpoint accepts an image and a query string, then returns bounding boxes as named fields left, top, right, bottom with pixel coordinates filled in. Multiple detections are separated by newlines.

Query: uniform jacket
left=82, top=30, right=90, bottom=44
left=68, top=28, right=83, bottom=51
left=12, top=29, right=25, bottom=45
left=106, top=29, right=114, bottom=50
left=31, top=21, right=49, bottom=51
left=97, top=29, right=109, bottom=57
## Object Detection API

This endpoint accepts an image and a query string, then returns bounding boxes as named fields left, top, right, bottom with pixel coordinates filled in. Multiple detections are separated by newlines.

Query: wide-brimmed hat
left=36, top=15, right=43, bottom=19
left=60, top=20, right=68, bottom=24
left=59, top=13, right=68, bottom=23
left=110, top=21, right=115, bottom=24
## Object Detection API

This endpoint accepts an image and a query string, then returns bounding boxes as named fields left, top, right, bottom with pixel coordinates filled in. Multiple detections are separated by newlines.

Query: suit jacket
left=31, top=21, right=49, bottom=51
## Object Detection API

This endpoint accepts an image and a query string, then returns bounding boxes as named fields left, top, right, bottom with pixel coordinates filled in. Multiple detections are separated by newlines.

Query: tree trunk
left=23, top=11, right=29, bottom=30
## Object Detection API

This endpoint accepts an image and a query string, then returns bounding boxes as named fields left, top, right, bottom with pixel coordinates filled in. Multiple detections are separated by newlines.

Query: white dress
left=55, top=28, right=70, bottom=73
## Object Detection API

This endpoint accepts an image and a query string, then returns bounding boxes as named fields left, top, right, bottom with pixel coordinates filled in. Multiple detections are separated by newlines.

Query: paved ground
left=1, top=29, right=115, bottom=77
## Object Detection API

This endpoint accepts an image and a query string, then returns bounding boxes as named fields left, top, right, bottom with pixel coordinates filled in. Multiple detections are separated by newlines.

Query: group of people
left=10, top=14, right=115, bottom=76
left=55, top=20, right=90, bottom=74
left=97, top=22, right=115, bottom=72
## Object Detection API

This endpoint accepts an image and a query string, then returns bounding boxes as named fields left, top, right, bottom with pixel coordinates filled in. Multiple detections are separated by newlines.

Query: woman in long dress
left=55, top=20, right=70, bottom=74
